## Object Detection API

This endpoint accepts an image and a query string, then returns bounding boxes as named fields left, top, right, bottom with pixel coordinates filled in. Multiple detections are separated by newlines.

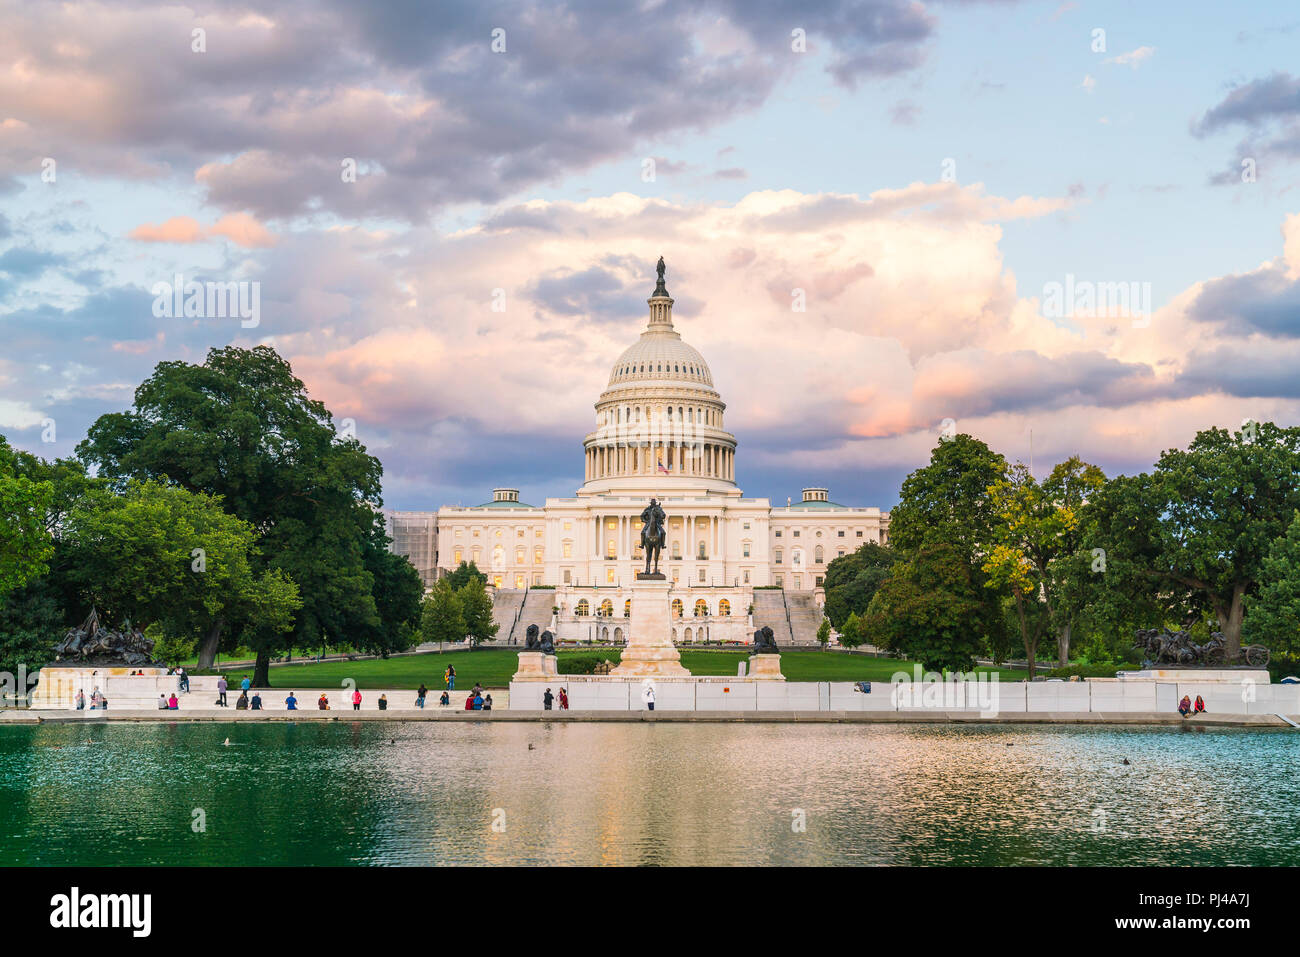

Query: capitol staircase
left=750, top=590, right=794, bottom=647
left=785, top=592, right=827, bottom=646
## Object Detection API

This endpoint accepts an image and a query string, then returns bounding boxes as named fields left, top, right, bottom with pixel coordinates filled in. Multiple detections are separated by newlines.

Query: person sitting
left=318, top=693, right=330, bottom=710
left=472, top=692, right=484, bottom=710
left=250, top=692, right=262, bottom=710
left=439, top=691, right=450, bottom=707
left=1178, top=694, right=1192, bottom=717
left=157, top=694, right=169, bottom=710
left=235, top=691, right=249, bottom=710
left=1194, top=694, right=1206, bottom=714
left=464, top=693, right=475, bottom=711
left=482, top=694, right=493, bottom=711
left=167, top=693, right=179, bottom=710
left=285, top=692, right=298, bottom=710
left=378, top=694, right=388, bottom=711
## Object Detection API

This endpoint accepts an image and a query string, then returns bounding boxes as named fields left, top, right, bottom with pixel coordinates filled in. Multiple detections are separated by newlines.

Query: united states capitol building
left=384, top=263, right=889, bottom=645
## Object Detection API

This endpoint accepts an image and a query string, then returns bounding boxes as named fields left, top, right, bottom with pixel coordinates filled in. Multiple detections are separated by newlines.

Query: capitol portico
left=385, top=263, right=890, bottom=645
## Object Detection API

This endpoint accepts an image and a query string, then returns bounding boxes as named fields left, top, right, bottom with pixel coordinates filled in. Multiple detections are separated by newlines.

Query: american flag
left=657, top=459, right=670, bottom=474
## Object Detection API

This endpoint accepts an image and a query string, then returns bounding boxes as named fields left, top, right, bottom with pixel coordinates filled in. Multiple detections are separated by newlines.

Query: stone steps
left=750, top=590, right=793, bottom=646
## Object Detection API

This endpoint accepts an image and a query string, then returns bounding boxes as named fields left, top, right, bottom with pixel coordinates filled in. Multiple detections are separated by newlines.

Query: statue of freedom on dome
left=653, top=256, right=669, bottom=297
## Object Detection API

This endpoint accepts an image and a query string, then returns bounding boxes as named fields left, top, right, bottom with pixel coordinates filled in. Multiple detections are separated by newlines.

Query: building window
left=563, top=541, right=573, bottom=558
left=563, top=569, right=571, bottom=584
left=856, top=530, right=864, bottom=538
left=775, top=574, right=783, bottom=587
left=607, top=539, right=616, bottom=559
left=815, top=546, right=824, bottom=564
left=698, top=568, right=706, bottom=582
left=697, top=542, right=707, bottom=559
left=563, top=521, right=572, bottom=530
left=600, top=598, right=614, bottom=616
left=454, top=549, right=463, bottom=564
left=838, top=549, right=845, bottom=558
left=743, top=522, right=750, bottom=530
left=575, top=599, right=590, bottom=616
left=672, top=541, right=681, bottom=559
left=775, top=530, right=782, bottom=538
left=606, top=567, right=616, bottom=584
left=743, top=542, right=751, bottom=557
left=719, top=599, right=731, bottom=616
left=515, top=574, right=525, bottom=588
left=816, top=576, right=824, bottom=587
left=672, top=598, right=683, bottom=618
left=516, top=547, right=525, bottom=564
left=535, top=547, right=544, bottom=564
left=793, top=530, right=800, bottom=538
left=775, top=549, right=783, bottom=564
left=743, top=570, right=751, bottom=583
left=694, top=599, right=709, bottom=617
left=624, top=599, right=631, bottom=617
left=838, top=530, right=846, bottom=537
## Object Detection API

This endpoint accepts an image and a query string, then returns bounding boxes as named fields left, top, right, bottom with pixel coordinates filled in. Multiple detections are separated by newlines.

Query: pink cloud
left=128, top=213, right=277, bottom=248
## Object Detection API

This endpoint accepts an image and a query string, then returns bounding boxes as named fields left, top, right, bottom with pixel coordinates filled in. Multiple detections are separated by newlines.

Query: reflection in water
left=0, top=722, right=1296, bottom=866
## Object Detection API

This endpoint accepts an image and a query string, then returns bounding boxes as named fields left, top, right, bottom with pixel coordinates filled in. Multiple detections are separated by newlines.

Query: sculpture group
left=752, top=625, right=779, bottom=654
left=1133, top=628, right=1269, bottom=668
left=52, top=609, right=156, bottom=666
left=523, top=623, right=556, bottom=655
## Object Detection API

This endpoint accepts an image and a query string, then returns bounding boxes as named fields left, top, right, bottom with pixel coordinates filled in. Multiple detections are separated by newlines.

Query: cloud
left=129, top=213, right=277, bottom=248
left=1104, top=46, right=1155, bottom=68
left=1194, top=72, right=1300, bottom=182
left=0, top=0, right=977, bottom=223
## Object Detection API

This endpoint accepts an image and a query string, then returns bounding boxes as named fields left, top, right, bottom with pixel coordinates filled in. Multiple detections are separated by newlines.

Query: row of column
left=584, top=442, right=735, bottom=481
left=591, top=512, right=727, bottom=560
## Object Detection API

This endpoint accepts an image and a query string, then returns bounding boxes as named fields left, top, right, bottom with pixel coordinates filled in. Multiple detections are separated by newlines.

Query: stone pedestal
left=611, top=580, right=691, bottom=677
left=747, top=654, right=786, bottom=681
left=513, top=652, right=558, bottom=681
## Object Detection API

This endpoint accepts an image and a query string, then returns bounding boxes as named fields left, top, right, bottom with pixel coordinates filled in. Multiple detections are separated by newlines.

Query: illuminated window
left=606, top=568, right=616, bottom=584
left=671, top=598, right=683, bottom=618
left=624, top=599, right=631, bottom=617
left=454, top=549, right=463, bottom=564
left=575, top=599, right=590, bottom=616
left=694, top=599, right=709, bottom=617
left=534, top=547, right=543, bottom=564
left=562, top=542, right=573, bottom=558
left=719, top=599, right=731, bottom=616
left=600, top=598, right=614, bottom=616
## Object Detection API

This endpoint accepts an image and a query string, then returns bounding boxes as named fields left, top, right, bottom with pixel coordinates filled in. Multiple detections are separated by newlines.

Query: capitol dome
left=581, top=260, right=738, bottom=495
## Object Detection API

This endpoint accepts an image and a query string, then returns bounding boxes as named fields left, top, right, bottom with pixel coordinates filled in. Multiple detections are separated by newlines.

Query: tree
left=63, top=480, right=300, bottom=675
left=445, top=561, right=487, bottom=591
left=0, top=576, right=63, bottom=681
left=838, top=610, right=864, bottom=650
left=76, top=345, right=384, bottom=674
left=816, top=617, right=831, bottom=650
left=353, top=523, right=424, bottom=658
left=884, top=434, right=1011, bottom=660
left=823, top=542, right=899, bottom=629
left=0, top=435, right=54, bottom=603
left=1093, top=422, right=1300, bottom=661
left=983, top=458, right=1107, bottom=675
left=420, top=579, right=465, bottom=651
left=458, top=576, right=499, bottom=647
left=1244, top=510, right=1300, bottom=659
left=864, top=544, right=987, bottom=673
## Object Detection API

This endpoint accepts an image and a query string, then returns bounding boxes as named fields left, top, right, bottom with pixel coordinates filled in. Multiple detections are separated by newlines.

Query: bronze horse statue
left=640, top=498, right=666, bottom=576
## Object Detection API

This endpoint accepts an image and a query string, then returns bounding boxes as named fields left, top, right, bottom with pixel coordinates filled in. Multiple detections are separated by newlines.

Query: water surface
left=0, top=722, right=1294, bottom=865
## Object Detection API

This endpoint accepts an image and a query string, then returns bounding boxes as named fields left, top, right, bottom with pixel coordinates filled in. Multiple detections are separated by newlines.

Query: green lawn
left=220, top=647, right=1029, bottom=690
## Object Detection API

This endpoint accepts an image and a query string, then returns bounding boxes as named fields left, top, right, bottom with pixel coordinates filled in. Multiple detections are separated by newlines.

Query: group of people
left=1178, top=694, right=1207, bottom=717
left=541, top=687, right=570, bottom=711
left=156, top=693, right=181, bottom=709
left=462, top=683, right=494, bottom=711
left=74, top=688, right=106, bottom=710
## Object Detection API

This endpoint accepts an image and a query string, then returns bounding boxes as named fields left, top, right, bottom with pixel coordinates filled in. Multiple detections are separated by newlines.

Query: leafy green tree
left=458, top=576, right=499, bottom=647
left=864, top=543, right=987, bottom=673
left=823, top=542, right=899, bottom=629
left=63, top=480, right=300, bottom=666
left=884, top=434, right=1011, bottom=660
left=76, top=345, right=384, bottom=679
left=0, top=435, right=55, bottom=603
left=983, top=458, right=1108, bottom=675
left=816, top=617, right=831, bottom=650
left=445, top=561, right=487, bottom=590
left=1093, top=422, right=1300, bottom=660
left=353, top=523, right=424, bottom=657
left=0, top=576, right=64, bottom=679
left=420, top=579, right=465, bottom=650
left=838, top=610, right=863, bottom=649
left=1245, top=510, right=1300, bottom=658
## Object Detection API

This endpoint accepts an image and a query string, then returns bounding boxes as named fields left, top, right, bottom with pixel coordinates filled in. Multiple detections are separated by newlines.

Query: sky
left=2, top=0, right=1299, bottom=511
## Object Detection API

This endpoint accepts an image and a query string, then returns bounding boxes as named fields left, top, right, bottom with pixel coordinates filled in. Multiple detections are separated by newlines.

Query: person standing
left=217, top=676, right=228, bottom=707
left=642, top=683, right=655, bottom=712
left=177, top=667, right=189, bottom=693
left=352, top=689, right=362, bottom=711
left=75, top=689, right=85, bottom=711
left=445, top=665, right=456, bottom=691
left=543, top=687, right=554, bottom=711
left=558, top=688, right=569, bottom=711
left=241, top=675, right=251, bottom=694
left=416, top=683, right=428, bottom=708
